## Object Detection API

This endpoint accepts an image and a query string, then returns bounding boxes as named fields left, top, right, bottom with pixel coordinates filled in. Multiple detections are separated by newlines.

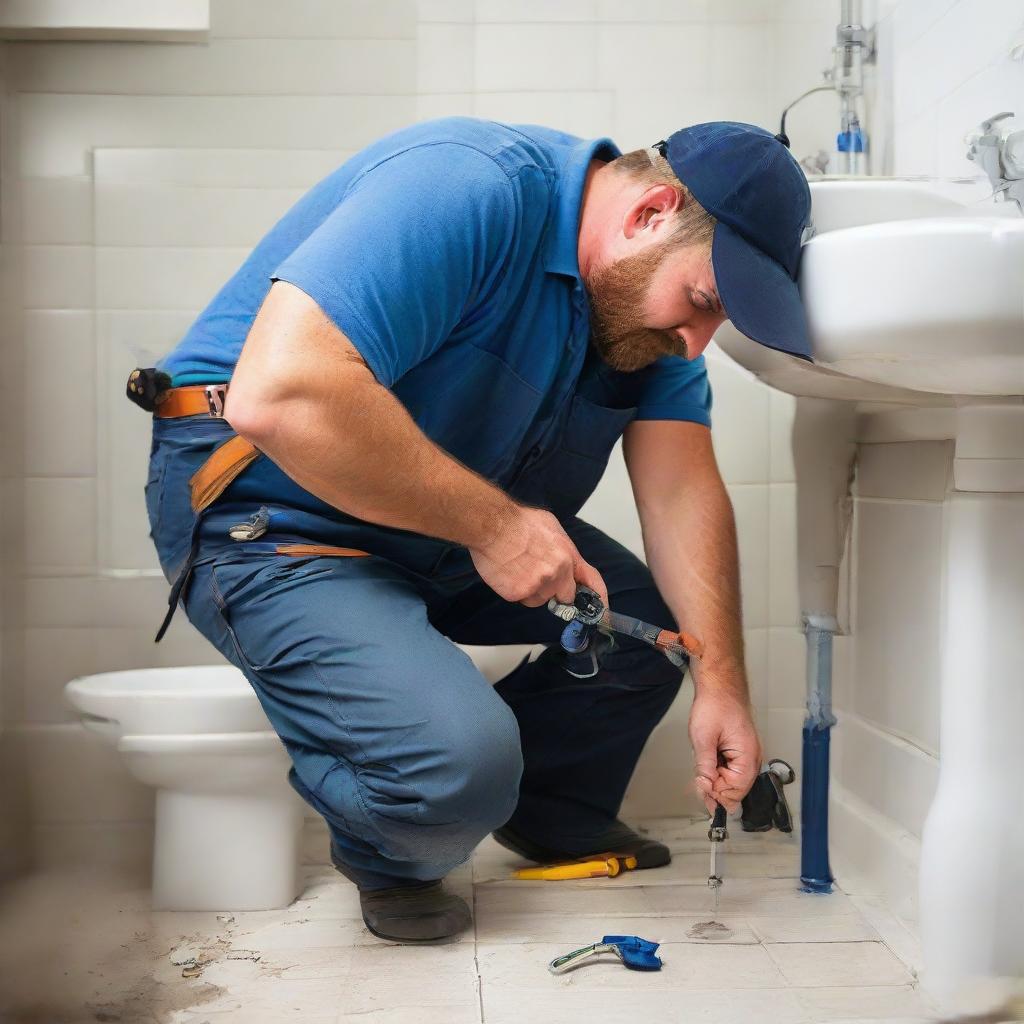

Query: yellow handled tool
left=512, top=854, right=639, bottom=881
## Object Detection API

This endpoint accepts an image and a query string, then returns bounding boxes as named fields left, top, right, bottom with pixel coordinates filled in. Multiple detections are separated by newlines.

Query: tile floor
left=0, top=816, right=942, bottom=1024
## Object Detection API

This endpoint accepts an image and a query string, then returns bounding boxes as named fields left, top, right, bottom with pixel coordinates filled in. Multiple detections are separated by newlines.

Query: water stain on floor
left=687, top=920, right=733, bottom=940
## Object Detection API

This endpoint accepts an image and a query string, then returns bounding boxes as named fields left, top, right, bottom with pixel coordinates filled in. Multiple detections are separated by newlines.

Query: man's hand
left=689, top=666, right=762, bottom=814
left=470, top=505, right=609, bottom=610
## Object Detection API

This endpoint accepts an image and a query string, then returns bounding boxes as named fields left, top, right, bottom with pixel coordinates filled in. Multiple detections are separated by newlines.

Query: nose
left=675, top=315, right=724, bottom=359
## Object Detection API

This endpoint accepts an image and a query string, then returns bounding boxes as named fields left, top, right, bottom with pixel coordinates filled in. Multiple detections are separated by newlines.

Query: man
left=143, top=117, right=812, bottom=943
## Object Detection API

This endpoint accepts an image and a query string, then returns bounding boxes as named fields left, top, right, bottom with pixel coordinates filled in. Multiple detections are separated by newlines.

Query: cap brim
left=712, top=221, right=813, bottom=362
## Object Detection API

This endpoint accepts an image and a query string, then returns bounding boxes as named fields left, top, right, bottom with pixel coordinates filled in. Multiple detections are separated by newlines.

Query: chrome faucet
left=966, top=112, right=1024, bottom=212
left=779, top=0, right=875, bottom=176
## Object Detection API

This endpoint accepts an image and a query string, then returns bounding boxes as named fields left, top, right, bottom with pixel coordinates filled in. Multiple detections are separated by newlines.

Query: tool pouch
left=188, top=433, right=261, bottom=513
left=740, top=758, right=796, bottom=833
left=126, top=367, right=172, bottom=412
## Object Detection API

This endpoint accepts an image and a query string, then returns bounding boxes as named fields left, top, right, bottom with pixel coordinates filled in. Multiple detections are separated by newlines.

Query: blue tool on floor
left=548, top=935, right=663, bottom=974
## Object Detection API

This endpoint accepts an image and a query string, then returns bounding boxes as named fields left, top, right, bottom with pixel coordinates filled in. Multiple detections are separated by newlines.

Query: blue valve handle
left=559, top=618, right=592, bottom=653
left=551, top=584, right=605, bottom=656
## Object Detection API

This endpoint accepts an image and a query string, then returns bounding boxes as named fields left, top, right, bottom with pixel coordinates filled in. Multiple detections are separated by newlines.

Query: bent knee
left=359, top=707, right=522, bottom=861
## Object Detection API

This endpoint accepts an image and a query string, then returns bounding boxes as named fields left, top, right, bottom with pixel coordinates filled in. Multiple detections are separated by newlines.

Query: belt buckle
left=204, top=384, right=228, bottom=418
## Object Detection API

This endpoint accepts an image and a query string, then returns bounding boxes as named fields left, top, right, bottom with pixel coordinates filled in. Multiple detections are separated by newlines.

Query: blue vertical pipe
left=801, top=616, right=838, bottom=893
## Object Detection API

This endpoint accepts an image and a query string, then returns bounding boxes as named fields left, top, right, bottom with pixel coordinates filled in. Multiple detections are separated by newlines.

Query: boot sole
left=362, top=915, right=470, bottom=944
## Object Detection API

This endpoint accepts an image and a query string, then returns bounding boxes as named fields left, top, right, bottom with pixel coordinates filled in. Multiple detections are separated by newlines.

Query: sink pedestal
left=919, top=401, right=1024, bottom=1014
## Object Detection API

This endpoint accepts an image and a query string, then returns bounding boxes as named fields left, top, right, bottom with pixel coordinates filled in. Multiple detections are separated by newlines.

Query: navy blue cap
left=655, top=121, right=813, bottom=361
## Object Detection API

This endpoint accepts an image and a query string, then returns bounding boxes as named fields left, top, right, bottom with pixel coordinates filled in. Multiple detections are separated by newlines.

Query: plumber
left=140, top=117, right=813, bottom=943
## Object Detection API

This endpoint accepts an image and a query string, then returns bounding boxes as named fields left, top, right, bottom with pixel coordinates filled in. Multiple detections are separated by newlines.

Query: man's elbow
left=223, top=374, right=284, bottom=445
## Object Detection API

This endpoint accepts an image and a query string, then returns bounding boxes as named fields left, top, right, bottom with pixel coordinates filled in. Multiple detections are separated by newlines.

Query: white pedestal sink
left=715, top=178, right=1024, bottom=1016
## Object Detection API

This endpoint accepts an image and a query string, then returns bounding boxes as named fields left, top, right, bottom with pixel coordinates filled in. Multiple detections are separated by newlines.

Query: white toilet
left=64, top=647, right=541, bottom=913
left=65, top=665, right=304, bottom=912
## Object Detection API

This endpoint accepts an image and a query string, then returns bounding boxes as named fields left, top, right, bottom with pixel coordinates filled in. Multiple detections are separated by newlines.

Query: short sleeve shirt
left=159, top=117, right=712, bottom=488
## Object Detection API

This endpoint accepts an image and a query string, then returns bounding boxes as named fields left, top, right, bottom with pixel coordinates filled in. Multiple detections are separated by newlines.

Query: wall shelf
left=0, top=0, right=208, bottom=42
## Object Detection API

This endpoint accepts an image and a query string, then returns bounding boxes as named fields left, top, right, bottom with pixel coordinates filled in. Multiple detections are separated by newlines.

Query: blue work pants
left=146, top=415, right=686, bottom=889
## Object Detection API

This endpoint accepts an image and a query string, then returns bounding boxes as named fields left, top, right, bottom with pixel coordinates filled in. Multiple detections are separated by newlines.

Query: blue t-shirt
left=159, top=117, right=712, bottom=487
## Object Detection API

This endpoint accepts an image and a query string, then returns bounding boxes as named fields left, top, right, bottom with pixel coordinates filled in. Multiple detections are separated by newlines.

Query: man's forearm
left=639, top=481, right=748, bottom=697
left=227, top=364, right=518, bottom=551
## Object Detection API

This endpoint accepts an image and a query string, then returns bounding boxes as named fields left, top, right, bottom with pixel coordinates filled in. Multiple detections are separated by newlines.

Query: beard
left=585, top=245, right=686, bottom=372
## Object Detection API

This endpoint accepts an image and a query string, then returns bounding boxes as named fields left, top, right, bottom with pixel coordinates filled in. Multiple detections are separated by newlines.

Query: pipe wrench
left=547, top=584, right=704, bottom=674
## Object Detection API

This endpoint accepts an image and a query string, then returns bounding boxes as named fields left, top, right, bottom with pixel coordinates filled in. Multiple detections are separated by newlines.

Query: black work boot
left=493, top=818, right=670, bottom=870
left=359, top=881, right=472, bottom=943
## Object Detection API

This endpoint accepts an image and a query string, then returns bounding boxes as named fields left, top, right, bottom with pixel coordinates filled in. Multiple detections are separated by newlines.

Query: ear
left=622, top=183, right=683, bottom=242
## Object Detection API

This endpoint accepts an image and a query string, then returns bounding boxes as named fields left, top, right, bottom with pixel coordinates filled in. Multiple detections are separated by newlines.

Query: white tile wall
left=851, top=498, right=942, bottom=755
left=416, top=92, right=476, bottom=121
left=888, top=0, right=1024, bottom=178
left=598, top=0, right=710, bottom=22
left=94, top=184, right=304, bottom=248
left=96, top=247, right=249, bottom=309
left=710, top=23, right=776, bottom=93
left=23, top=311, right=96, bottom=477
left=598, top=24, right=712, bottom=93
left=21, top=245, right=92, bottom=308
left=23, top=478, right=97, bottom=574
left=210, top=0, right=417, bottom=39
left=93, top=147, right=352, bottom=188
left=22, top=724, right=152, bottom=824
left=706, top=354, right=771, bottom=485
left=8, top=39, right=417, bottom=96
left=766, top=626, right=805, bottom=710
left=767, top=482, right=800, bottom=628
left=832, top=712, right=938, bottom=838
left=23, top=623, right=223, bottom=726
left=476, top=1, right=597, bottom=23
left=18, top=94, right=415, bottom=178
left=23, top=575, right=183, bottom=629
left=476, top=24, right=599, bottom=92
left=19, top=177, right=92, bottom=244
left=473, top=90, right=613, bottom=137
left=725, top=484, right=770, bottom=631
left=416, top=23, right=474, bottom=94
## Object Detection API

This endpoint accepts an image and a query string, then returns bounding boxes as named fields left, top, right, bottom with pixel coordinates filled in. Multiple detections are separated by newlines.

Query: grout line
left=472, top=871, right=485, bottom=1023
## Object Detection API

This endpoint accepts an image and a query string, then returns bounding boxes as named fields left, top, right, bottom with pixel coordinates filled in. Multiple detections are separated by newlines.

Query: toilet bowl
left=65, top=648, right=543, bottom=910
left=65, top=666, right=304, bottom=911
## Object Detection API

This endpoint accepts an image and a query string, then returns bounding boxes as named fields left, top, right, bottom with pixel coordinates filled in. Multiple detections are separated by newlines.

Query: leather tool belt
left=130, top=369, right=368, bottom=560
left=153, top=383, right=261, bottom=515
left=129, top=369, right=369, bottom=642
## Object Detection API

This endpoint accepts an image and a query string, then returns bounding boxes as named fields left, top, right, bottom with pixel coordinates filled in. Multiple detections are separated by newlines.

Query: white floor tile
left=480, top=985, right=808, bottom=1024
left=766, top=941, right=916, bottom=988
left=479, top=940, right=787, bottom=989
left=750, top=914, right=881, bottom=944
left=849, top=893, right=926, bottom=979
left=475, top=880, right=714, bottom=918
left=795, top=984, right=937, bottom=1021
left=337, top=1007, right=480, bottom=1024
left=231, top=916, right=370, bottom=951
left=475, top=913, right=760, bottom=946
left=0, top=816, right=932, bottom=1024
